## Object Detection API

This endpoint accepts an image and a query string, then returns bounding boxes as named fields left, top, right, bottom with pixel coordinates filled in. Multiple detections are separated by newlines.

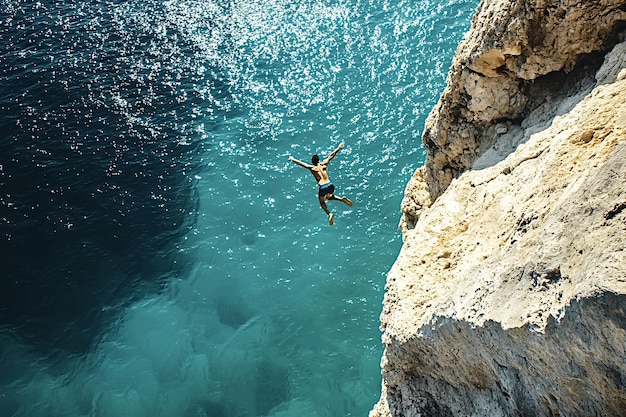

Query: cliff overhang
left=400, top=0, right=626, bottom=231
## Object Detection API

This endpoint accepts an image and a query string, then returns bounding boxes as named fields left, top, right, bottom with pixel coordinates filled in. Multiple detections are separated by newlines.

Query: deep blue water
left=0, top=0, right=477, bottom=416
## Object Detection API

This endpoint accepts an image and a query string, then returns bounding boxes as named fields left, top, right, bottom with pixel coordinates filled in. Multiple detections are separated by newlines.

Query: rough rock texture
left=401, top=0, right=626, bottom=231
left=372, top=0, right=626, bottom=416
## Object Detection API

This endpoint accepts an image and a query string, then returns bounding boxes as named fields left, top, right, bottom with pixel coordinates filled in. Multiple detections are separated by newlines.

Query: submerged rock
left=374, top=0, right=626, bottom=416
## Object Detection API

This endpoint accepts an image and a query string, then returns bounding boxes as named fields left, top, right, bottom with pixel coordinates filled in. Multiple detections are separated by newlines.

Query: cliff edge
left=372, top=0, right=626, bottom=416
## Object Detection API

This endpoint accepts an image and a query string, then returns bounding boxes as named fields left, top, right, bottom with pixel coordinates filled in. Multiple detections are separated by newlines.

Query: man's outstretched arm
left=323, top=142, right=344, bottom=164
left=289, top=156, right=314, bottom=169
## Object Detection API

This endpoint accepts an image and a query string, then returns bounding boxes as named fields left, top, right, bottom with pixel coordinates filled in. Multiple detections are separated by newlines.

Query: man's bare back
left=288, top=142, right=353, bottom=226
left=310, top=163, right=330, bottom=185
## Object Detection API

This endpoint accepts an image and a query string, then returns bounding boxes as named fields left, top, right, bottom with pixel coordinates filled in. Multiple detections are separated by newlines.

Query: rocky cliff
left=371, top=0, right=626, bottom=416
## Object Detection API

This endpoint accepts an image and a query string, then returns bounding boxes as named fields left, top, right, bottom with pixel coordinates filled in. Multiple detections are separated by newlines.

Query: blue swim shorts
left=318, top=182, right=335, bottom=197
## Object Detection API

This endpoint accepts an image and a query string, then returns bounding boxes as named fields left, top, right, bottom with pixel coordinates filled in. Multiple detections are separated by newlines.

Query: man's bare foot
left=328, top=213, right=335, bottom=226
left=341, top=197, right=353, bottom=207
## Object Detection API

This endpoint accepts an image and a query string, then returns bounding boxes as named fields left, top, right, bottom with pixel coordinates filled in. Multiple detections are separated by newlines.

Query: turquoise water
left=0, top=0, right=477, bottom=415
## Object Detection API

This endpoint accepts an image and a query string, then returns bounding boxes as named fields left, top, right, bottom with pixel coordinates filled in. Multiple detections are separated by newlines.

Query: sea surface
left=0, top=0, right=477, bottom=416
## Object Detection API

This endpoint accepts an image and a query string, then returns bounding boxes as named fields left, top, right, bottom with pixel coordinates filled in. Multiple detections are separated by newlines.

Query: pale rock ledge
left=372, top=0, right=626, bottom=416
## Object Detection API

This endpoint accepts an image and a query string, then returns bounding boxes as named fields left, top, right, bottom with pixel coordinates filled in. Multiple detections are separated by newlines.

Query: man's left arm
left=324, top=142, right=344, bottom=164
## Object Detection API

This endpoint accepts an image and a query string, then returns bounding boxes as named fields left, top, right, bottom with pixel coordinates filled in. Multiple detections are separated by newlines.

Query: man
left=289, top=142, right=353, bottom=225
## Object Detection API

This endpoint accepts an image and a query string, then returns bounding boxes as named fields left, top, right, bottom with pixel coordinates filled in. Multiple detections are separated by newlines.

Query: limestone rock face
left=406, top=0, right=626, bottom=228
left=373, top=0, right=626, bottom=416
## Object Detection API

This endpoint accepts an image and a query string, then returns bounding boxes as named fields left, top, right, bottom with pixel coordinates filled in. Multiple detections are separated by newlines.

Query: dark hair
left=312, top=154, right=320, bottom=165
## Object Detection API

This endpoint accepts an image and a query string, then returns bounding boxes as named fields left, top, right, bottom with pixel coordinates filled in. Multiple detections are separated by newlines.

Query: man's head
left=312, top=154, right=320, bottom=165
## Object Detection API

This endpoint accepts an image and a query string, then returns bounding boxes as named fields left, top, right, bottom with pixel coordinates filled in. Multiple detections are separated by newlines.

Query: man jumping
left=289, top=142, right=353, bottom=225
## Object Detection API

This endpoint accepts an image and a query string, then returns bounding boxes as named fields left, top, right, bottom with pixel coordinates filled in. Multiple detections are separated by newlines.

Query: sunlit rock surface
left=373, top=0, right=626, bottom=415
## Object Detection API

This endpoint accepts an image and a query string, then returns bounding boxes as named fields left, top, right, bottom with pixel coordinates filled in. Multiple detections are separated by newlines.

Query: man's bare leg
left=328, top=194, right=353, bottom=207
left=319, top=198, right=334, bottom=225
